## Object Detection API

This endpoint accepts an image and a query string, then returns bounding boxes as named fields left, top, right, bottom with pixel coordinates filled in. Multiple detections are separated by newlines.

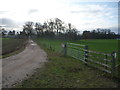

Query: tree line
left=22, top=18, right=79, bottom=40
left=1, top=18, right=119, bottom=40
left=82, top=28, right=117, bottom=39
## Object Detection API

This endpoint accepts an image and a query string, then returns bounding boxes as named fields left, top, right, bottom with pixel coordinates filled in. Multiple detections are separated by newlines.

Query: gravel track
left=2, top=39, right=47, bottom=88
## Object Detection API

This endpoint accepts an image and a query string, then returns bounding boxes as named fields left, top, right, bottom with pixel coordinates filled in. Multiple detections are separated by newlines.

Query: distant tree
left=65, top=23, right=78, bottom=40
left=2, top=32, right=5, bottom=37
left=82, top=28, right=116, bottom=39
left=16, top=32, right=19, bottom=35
left=23, top=21, right=34, bottom=37
left=7, top=30, right=15, bottom=36
left=1, top=28, right=7, bottom=37
left=68, top=23, right=71, bottom=31
left=54, top=18, right=63, bottom=36
left=82, top=31, right=91, bottom=39
left=43, top=22, right=48, bottom=31
left=12, top=30, right=15, bottom=35
left=35, top=22, right=43, bottom=37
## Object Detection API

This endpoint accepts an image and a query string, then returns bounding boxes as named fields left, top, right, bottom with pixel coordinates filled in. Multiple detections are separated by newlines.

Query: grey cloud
left=0, top=18, right=15, bottom=27
left=71, top=9, right=101, bottom=14
left=0, top=18, right=24, bottom=31
left=28, top=9, right=39, bottom=14
left=109, top=26, right=118, bottom=34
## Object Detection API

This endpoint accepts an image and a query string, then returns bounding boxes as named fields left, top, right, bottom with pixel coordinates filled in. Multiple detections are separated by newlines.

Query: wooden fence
left=63, top=42, right=118, bottom=76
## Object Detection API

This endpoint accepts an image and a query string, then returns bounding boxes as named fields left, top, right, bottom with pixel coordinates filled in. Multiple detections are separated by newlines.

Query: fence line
left=63, top=42, right=118, bottom=76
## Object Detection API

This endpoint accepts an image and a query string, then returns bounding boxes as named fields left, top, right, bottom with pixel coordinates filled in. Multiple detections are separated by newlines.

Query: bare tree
left=35, top=22, right=43, bottom=36
left=54, top=18, right=64, bottom=36
left=47, top=19, right=54, bottom=32
left=23, top=21, right=34, bottom=37
left=43, top=22, right=48, bottom=31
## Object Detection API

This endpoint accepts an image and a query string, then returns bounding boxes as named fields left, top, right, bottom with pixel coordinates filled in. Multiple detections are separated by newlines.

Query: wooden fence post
left=105, top=54, right=108, bottom=65
left=111, top=51, right=116, bottom=76
left=105, top=54, right=108, bottom=70
left=84, top=45, right=88, bottom=62
left=64, top=43, right=67, bottom=56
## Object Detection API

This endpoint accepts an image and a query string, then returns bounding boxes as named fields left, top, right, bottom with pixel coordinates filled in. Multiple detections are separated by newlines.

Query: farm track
left=2, top=39, right=47, bottom=88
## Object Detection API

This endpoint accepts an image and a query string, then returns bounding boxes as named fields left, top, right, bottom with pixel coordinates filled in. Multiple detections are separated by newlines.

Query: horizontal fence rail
left=63, top=42, right=118, bottom=76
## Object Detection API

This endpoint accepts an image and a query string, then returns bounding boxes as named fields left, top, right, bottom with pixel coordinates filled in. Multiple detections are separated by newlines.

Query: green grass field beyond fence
left=71, top=39, right=118, bottom=53
left=35, top=38, right=119, bottom=66
left=35, top=38, right=118, bottom=53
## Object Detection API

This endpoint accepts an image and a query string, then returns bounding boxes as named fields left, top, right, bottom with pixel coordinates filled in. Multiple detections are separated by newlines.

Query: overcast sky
left=0, top=0, right=119, bottom=33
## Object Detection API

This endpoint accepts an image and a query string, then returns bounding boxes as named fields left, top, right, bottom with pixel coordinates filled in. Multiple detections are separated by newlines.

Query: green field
left=34, top=38, right=119, bottom=64
left=2, top=38, right=27, bottom=58
left=34, top=38, right=120, bottom=74
left=34, top=38, right=118, bottom=54
left=34, top=38, right=66, bottom=53
left=71, top=39, right=118, bottom=53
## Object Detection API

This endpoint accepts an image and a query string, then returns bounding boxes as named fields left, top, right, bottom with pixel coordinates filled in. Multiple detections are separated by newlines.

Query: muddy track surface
left=2, top=39, right=47, bottom=88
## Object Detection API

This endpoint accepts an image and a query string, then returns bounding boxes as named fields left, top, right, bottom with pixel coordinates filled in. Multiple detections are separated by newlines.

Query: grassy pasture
left=34, top=38, right=120, bottom=73
left=71, top=39, right=118, bottom=53
left=35, top=38, right=118, bottom=53
left=68, top=39, right=119, bottom=68
left=34, top=38, right=66, bottom=53
left=34, top=38, right=119, bottom=64
left=2, top=38, right=27, bottom=58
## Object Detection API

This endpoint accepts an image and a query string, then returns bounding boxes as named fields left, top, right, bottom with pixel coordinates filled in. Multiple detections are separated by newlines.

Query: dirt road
left=2, top=39, right=47, bottom=88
